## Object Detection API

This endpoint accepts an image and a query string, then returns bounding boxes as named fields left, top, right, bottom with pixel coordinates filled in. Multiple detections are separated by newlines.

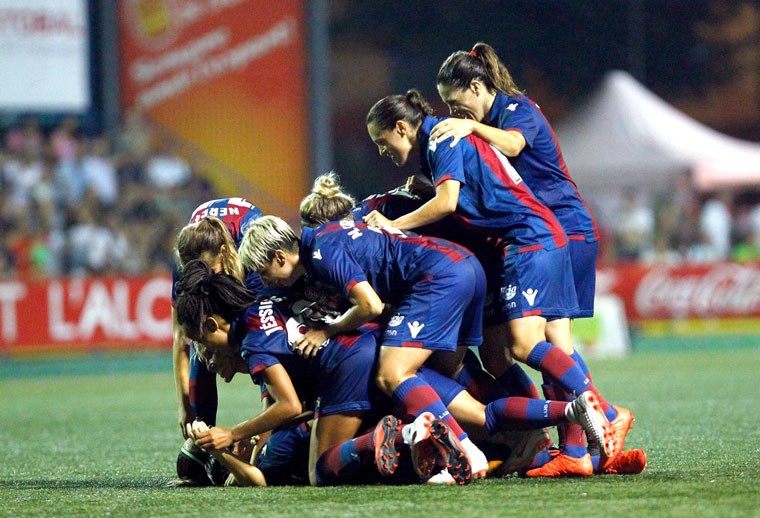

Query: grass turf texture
left=1, top=347, right=759, bottom=517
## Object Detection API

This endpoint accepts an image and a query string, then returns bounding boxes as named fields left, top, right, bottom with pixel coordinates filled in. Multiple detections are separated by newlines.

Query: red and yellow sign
left=118, top=0, right=308, bottom=218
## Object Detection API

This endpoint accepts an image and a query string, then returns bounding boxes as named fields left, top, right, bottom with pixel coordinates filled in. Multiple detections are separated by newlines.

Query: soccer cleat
left=524, top=453, right=594, bottom=478
left=598, top=405, right=635, bottom=470
left=373, top=415, right=401, bottom=477
left=425, top=468, right=456, bottom=485
left=461, top=437, right=489, bottom=480
left=602, top=449, right=647, bottom=475
left=565, top=391, right=614, bottom=457
left=488, top=428, right=552, bottom=477
left=428, top=419, right=472, bottom=485
left=406, top=412, right=437, bottom=480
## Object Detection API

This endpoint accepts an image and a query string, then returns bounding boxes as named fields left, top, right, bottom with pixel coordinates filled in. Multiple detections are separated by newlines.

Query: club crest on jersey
left=407, top=320, right=425, bottom=338
left=312, top=249, right=322, bottom=260
left=522, top=288, right=538, bottom=307
left=388, top=314, right=405, bottom=327
left=501, top=284, right=517, bottom=301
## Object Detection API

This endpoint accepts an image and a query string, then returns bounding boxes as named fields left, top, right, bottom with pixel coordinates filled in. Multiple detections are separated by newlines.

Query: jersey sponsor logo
left=507, top=102, right=518, bottom=112
left=388, top=313, right=405, bottom=327
left=312, top=249, right=322, bottom=260
left=522, top=288, right=538, bottom=307
left=501, top=284, right=517, bottom=301
left=258, top=299, right=284, bottom=336
left=407, top=320, right=425, bottom=338
left=385, top=329, right=398, bottom=336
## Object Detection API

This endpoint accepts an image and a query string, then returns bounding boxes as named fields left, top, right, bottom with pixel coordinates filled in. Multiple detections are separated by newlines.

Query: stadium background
left=1, top=0, right=758, bottom=356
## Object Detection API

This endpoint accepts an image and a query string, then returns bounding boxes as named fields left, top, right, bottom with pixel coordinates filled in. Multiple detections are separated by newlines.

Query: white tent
left=554, top=70, right=760, bottom=194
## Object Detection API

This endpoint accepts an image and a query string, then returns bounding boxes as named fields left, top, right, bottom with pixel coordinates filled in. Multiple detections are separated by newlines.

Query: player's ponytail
left=437, top=42, right=521, bottom=96
left=300, top=171, right=356, bottom=227
left=174, top=259, right=256, bottom=341
left=366, top=89, right=434, bottom=131
left=177, top=217, right=244, bottom=282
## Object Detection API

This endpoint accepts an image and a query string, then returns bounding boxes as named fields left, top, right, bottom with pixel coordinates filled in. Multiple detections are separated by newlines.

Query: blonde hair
left=176, top=217, right=243, bottom=281
left=238, top=215, right=299, bottom=273
left=299, top=172, right=356, bottom=228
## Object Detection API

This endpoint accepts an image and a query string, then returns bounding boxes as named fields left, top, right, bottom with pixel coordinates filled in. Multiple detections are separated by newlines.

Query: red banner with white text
left=597, top=262, right=760, bottom=321
left=0, top=276, right=172, bottom=354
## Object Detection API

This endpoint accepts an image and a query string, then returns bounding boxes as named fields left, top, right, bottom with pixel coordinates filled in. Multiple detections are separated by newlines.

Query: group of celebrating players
left=169, top=42, right=647, bottom=488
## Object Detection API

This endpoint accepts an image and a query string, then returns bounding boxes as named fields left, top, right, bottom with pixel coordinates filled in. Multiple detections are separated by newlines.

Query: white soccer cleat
left=565, top=391, right=614, bottom=457
left=424, top=468, right=456, bottom=485
left=460, top=437, right=488, bottom=480
left=403, top=411, right=437, bottom=480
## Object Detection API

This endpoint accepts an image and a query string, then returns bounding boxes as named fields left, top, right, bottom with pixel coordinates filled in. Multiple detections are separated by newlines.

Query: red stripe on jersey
left=345, top=279, right=359, bottom=294
left=568, top=234, right=587, bottom=241
left=469, top=136, right=567, bottom=249
left=434, top=173, right=455, bottom=187
left=536, top=103, right=600, bottom=240
left=518, top=244, right=543, bottom=253
left=401, top=341, right=424, bottom=348
left=249, top=362, right=269, bottom=376
left=405, top=236, right=470, bottom=264
left=523, top=309, right=543, bottom=317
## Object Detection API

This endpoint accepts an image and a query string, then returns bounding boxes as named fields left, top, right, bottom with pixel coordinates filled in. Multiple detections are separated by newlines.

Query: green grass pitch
left=1, top=346, right=759, bottom=517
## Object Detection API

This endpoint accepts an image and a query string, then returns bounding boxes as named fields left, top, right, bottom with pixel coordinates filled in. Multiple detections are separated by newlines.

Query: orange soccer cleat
left=524, top=452, right=594, bottom=478
left=599, top=405, right=635, bottom=470
left=373, top=415, right=401, bottom=477
left=602, top=448, right=647, bottom=475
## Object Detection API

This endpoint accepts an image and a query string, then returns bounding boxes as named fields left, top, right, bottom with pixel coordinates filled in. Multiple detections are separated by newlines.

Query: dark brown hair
left=437, top=42, right=521, bottom=96
left=366, top=89, right=435, bottom=131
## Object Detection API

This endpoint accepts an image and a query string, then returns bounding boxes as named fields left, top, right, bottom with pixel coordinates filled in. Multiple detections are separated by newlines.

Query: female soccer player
left=431, top=42, right=633, bottom=475
left=174, top=260, right=483, bottom=485
left=238, top=214, right=489, bottom=484
left=362, top=89, right=623, bottom=470
left=172, top=198, right=263, bottom=439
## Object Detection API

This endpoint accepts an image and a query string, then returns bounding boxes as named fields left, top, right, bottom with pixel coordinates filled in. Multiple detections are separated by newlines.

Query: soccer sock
left=418, top=366, right=466, bottom=407
left=315, top=433, right=374, bottom=486
left=496, top=363, right=541, bottom=399
left=454, top=362, right=508, bottom=404
left=554, top=385, right=587, bottom=459
left=570, top=349, right=617, bottom=421
left=189, top=343, right=218, bottom=425
left=393, top=376, right=468, bottom=441
left=484, top=396, right=568, bottom=434
left=526, top=341, right=598, bottom=399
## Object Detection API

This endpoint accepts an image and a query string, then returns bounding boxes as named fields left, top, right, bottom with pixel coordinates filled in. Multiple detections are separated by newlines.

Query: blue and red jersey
left=299, top=220, right=473, bottom=304
left=188, top=197, right=263, bottom=248
left=173, top=197, right=264, bottom=301
left=419, top=115, right=567, bottom=252
left=486, top=93, right=598, bottom=240
left=238, top=297, right=383, bottom=416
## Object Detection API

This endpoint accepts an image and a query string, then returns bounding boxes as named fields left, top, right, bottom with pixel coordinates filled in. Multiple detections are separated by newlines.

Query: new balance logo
left=407, top=320, right=425, bottom=338
left=312, top=249, right=322, bottom=260
left=522, top=288, right=538, bottom=306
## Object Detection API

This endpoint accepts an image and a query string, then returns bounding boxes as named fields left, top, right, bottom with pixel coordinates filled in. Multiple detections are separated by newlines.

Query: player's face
left=438, top=83, right=487, bottom=122
left=368, top=122, right=413, bottom=167
left=259, top=250, right=300, bottom=288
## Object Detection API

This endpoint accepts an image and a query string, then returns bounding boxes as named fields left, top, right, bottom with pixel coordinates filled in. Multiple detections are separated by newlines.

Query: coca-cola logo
left=634, top=264, right=760, bottom=318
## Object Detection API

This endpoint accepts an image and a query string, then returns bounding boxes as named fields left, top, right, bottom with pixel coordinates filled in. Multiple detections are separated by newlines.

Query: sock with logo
left=496, top=363, right=541, bottom=399
left=392, top=376, right=468, bottom=441
left=570, top=349, right=617, bottom=421
left=484, top=396, right=569, bottom=433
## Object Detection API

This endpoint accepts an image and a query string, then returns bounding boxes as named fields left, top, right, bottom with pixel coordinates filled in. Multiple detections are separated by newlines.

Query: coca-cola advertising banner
left=598, top=262, right=760, bottom=321
left=0, top=276, right=172, bottom=353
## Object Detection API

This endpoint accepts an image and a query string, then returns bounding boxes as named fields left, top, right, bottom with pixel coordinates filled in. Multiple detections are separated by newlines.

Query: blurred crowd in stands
left=1, top=114, right=759, bottom=280
left=0, top=113, right=217, bottom=279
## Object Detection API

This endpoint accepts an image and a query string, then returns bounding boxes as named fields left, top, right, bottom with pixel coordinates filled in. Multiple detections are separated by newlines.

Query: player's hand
left=291, top=329, right=329, bottom=358
left=363, top=210, right=392, bottom=228
left=178, top=403, right=195, bottom=439
left=195, top=425, right=234, bottom=452
left=430, top=118, right=475, bottom=148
